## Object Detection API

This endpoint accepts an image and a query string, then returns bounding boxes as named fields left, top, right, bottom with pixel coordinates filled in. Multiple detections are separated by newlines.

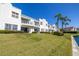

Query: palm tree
left=61, top=16, right=71, bottom=31
left=64, top=16, right=71, bottom=28
left=64, top=16, right=71, bottom=22
left=54, top=13, right=62, bottom=30
left=64, top=22, right=69, bottom=28
left=60, top=16, right=64, bottom=30
left=54, top=13, right=71, bottom=32
left=60, top=16, right=71, bottom=31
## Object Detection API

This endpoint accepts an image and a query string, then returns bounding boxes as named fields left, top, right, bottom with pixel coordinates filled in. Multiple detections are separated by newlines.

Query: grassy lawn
left=0, top=33, right=72, bottom=56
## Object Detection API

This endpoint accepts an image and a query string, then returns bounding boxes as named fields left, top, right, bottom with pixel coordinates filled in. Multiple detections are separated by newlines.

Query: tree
left=64, top=22, right=69, bottom=28
left=54, top=13, right=62, bottom=30
left=60, top=16, right=65, bottom=30
left=63, top=16, right=71, bottom=28
left=60, top=16, right=71, bottom=32
left=61, top=16, right=71, bottom=31
left=54, top=13, right=71, bottom=32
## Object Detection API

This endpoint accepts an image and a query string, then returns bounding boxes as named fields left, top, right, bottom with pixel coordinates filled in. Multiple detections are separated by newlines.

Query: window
left=46, top=24, right=48, bottom=26
left=12, top=25, right=17, bottom=31
left=46, top=29, right=48, bottom=32
left=5, top=24, right=18, bottom=31
left=5, top=24, right=11, bottom=30
left=41, top=29, right=44, bottom=32
left=40, top=22, right=43, bottom=25
left=12, top=11, right=19, bottom=18
left=35, top=22, right=39, bottom=26
left=30, top=22, right=33, bottom=25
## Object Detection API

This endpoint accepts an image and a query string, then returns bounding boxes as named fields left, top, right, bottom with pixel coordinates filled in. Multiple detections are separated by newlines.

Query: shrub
left=63, top=31, right=77, bottom=33
left=0, top=30, right=24, bottom=34
left=53, top=31, right=64, bottom=36
left=58, top=32, right=64, bottom=36
left=40, top=32, right=50, bottom=34
left=32, top=31, right=52, bottom=34
left=32, top=32, right=38, bottom=33
left=60, top=29, right=63, bottom=32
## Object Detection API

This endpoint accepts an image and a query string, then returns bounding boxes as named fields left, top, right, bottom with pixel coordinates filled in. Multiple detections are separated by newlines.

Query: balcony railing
left=21, top=20, right=29, bottom=24
left=21, top=20, right=35, bottom=27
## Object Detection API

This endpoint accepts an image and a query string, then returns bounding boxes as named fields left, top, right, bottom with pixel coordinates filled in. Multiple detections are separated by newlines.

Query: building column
left=28, top=27, right=35, bottom=33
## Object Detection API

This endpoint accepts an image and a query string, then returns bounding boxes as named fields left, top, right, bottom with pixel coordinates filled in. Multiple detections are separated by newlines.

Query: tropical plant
left=60, top=16, right=65, bottom=30
left=63, top=16, right=71, bottom=28
left=54, top=13, right=71, bottom=32
left=64, top=22, right=69, bottom=28
left=60, top=16, right=71, bottom=31
left=54, top=13, right=62, bottom=29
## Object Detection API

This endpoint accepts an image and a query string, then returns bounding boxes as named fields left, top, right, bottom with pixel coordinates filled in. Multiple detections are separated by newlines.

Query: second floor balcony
left=21, top=18, right=30, bottom=24
left=21, top=14, right=34, bottom=26
left=21, top=14, right=40, bottom=28
left=21, top=19, right=35, bottom=27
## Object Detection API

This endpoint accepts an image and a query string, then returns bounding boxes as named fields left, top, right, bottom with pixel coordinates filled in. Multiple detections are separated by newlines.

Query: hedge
left=40, top=32, right=51, bottom=34
left=0, top=30, right=25, bottom=34
left=53, top=31, right=64, bottom=36
left=32, top=32, right=51, bottom=34
left=63, top=31, right=77, bottom=33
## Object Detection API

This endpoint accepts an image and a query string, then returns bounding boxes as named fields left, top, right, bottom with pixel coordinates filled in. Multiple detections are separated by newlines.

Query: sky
left=12, top=3, right=79, bottom=28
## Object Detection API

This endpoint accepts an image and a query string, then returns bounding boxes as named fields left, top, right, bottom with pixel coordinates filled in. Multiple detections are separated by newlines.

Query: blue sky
left=12, top=3, right=79, bottom=28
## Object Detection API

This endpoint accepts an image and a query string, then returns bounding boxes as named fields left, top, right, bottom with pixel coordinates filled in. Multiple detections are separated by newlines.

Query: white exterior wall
left=29, top=19, right=35, bottom=33
left=21, top=14, right=35, bottom=33
left=71, top=28, right=77, bottom=31
left=0, top=3, right=54, bottom=33
left=39, top=18, right=48, bottom=32
left=52, top=24, right=58, bottom=31
left=0, top=3, right=21, bottom=31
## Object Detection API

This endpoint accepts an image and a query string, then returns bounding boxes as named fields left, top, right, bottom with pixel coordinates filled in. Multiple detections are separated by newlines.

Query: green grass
left=0, top=33, right=72, bottom=56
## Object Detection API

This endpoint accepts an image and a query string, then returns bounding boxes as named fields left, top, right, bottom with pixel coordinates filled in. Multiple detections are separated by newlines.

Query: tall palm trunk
left=55, top=13, right=63, bottom=32
left=55, top=18, right=60, bottom=32
left=57, top=18, right=59, bottom=29
left=62, top=20, right=64, bottom=32
left=65, top=24, right=66, bottom=28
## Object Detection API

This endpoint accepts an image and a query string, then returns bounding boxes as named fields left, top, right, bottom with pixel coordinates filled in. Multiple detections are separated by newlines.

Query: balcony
left=21, top=19, right=35, bottom=28
left=21, top=20, right=35, bottom=27
left=21, top=14, right=40, bottom=28
left=21, top=14, right=34, bottom=27
left=34, top=20, right=40, bottom=28
left=21, top=19, right=29, bottom=24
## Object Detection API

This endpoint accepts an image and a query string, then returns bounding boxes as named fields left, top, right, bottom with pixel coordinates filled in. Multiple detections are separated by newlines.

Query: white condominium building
left=39, top=18, right=49, bottom=32
left=0, top=3, right=21, bottom=31
left=0, top=3, right=57, bottom=33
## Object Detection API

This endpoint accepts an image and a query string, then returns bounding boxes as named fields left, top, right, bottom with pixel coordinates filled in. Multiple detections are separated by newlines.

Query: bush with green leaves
left=53, top=31, right=64, bottom=36
left=63, top=31, right=77, bottom=33
left=0, top=30, right=24, bottom=34
left=40, top=32, right=51, bottom=34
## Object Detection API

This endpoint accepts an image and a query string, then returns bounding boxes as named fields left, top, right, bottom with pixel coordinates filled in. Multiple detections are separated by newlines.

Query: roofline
left=12, top=4, right=21, bottom=11
left=11, top=4, right=55, bottom=25
left=21, top=14, right=37, bottom=21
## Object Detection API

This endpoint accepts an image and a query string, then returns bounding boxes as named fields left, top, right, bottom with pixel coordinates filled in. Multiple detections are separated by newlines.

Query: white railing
left=21, top=20, right=29, bottom=24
